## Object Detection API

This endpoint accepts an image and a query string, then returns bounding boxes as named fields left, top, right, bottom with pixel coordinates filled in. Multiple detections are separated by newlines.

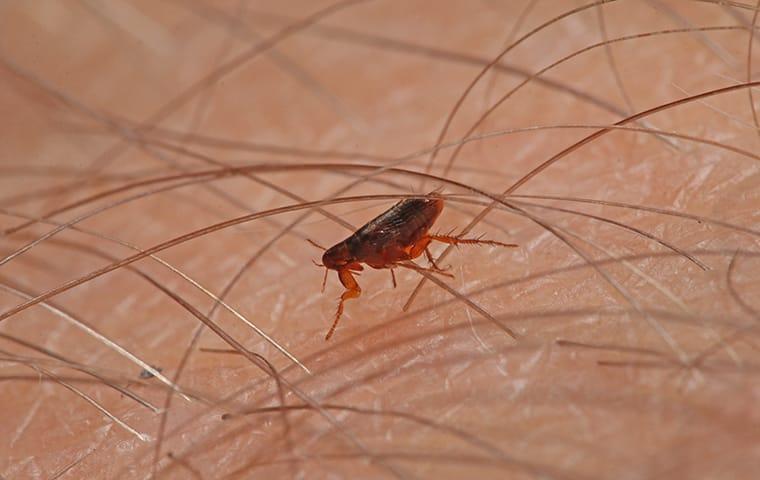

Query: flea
left=316, top=193, right=517, bottom=340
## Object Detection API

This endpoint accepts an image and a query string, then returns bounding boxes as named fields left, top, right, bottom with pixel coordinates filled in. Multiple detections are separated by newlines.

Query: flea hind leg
left=326, top=269, right=362, bottom=340
left=428, top=233, right=518, bottom=249
left=408, top=237, right=450, bottom=275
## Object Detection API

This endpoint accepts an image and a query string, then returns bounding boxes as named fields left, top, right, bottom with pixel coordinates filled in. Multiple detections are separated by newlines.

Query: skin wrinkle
left=1, top=2, right=760, bottom=479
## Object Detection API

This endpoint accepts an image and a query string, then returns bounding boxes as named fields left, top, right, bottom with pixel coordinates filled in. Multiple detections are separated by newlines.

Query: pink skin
left=1, top=2, right=759, bottom=479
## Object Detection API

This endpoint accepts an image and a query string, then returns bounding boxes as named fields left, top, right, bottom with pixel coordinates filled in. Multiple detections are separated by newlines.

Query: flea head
left=322, top=242, right=352, bottom=270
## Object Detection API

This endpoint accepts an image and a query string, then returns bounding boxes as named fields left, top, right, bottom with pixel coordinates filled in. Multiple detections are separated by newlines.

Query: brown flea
left=318, top=193, right=517, bottom=340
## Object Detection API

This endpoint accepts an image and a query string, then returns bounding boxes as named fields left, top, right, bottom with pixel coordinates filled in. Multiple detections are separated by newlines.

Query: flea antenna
left=307, top=238, right=326, bottom=250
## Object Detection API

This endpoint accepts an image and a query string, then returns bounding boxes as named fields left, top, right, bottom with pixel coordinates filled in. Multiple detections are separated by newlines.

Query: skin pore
left=1, top=1, right=759, bottom=479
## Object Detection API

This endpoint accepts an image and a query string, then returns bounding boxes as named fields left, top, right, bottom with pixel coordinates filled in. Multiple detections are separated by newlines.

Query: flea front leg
left=326, top=268, right=362, bottom=340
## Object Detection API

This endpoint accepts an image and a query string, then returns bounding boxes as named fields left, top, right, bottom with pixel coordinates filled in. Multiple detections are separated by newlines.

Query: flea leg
left=424, top=247, right=444, bottom=271
left=326, top=269, right=362, bottom=340
left=408, top=238, right=451, bottom=275
left=390, top=268, right=397, bottom=288
left=428, top=233, right=518, bottom=249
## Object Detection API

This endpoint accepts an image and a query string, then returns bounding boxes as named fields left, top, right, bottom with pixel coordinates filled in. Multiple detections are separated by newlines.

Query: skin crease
left=1, top=0, right=760, bottom=478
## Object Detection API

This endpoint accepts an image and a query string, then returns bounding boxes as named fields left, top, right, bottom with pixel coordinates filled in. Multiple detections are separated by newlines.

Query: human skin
left=1, top=1, right=759, bottom=479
